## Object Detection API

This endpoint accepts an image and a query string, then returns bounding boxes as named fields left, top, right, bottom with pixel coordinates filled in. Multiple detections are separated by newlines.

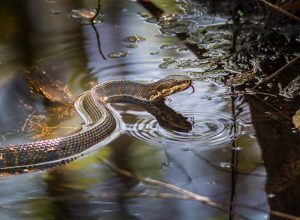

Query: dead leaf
left=292, top=109, right=300, bottom=130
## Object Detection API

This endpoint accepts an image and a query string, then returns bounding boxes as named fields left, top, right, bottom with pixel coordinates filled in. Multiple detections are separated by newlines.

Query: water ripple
left=127, top=111, right=242, bottom=150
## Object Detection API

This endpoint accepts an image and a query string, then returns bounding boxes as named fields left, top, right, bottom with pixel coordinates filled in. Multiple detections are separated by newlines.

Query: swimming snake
left=0, top=75, right=192, bottom=171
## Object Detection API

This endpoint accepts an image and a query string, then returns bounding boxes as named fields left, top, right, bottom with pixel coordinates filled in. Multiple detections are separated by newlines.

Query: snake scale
left=0, top=75, right=192, bottom=171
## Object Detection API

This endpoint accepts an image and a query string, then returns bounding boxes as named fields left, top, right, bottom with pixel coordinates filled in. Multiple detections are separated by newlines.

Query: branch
left=256, top=0, right=300, bottom=23
left=99, top=157, right=222, bottom=209
left=252, top=55, right=300, bottom=90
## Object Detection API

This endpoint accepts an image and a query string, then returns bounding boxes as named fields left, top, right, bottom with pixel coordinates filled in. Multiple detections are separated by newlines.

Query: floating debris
left=150, top=50, right=159, bottom=55
left=70, top=9, right=102, bottom=24
left=202, top=50, right=225, bottom=58
left=225, top=70, right=257, bottom=86
left=279, top=76, right=300, bottom=98
left=124, top=35, right=146, bottom=43
left=126, top=43, right=138, bottom=48
left=71, top=9, right=96, bottom=19
left=220, top=162, right=231, bottom=169
left=159, top=57, right=217, bottom=70
left=159, top=13, right=180, bottom=23
left=137, top=12, right=152, bottom=19
left=188, top=70, right=229, bottom=77
left=108, top=51, right=129, bottom=58
left=145, top=17, right=158, bottom=24
left=160, top=43, right=178, bottom=49
left=49, top=9, right=60, bottom=16
left=177, top=48, right=189, bottom=53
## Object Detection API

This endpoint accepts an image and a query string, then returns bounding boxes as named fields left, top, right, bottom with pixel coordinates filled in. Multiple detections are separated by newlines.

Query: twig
left=99, top=157, right=222, bottom=210
left=256, top=0, right=300, bottom=23
left=91, top=0, right=106, bottom=60
left=251, top=55, right=300, bottom=90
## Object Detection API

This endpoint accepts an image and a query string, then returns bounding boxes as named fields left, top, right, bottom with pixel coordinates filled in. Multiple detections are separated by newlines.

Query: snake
left=0, top=75, right=192, bottom=172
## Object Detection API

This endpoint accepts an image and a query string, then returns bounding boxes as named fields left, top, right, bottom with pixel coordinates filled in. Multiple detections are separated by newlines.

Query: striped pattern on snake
left=0, top=75, right=192, bottom=172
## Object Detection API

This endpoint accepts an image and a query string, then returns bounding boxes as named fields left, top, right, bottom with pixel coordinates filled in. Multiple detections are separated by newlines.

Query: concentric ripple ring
left=128, top=111, right=243, bottom=150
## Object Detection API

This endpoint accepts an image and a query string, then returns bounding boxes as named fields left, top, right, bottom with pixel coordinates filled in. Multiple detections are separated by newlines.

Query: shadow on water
left=246, top=94, right=300, bottom=219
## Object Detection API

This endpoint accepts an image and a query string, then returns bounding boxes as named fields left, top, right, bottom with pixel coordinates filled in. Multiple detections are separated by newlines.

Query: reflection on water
left=0, top=0, right=299, bottom=219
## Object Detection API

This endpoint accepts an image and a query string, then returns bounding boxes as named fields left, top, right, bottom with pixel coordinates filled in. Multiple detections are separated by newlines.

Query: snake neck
left=91, top=80, right=160, bottom=103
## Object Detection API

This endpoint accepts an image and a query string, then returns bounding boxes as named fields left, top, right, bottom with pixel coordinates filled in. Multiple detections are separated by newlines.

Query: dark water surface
left=0, top=0, right=298, bottom=219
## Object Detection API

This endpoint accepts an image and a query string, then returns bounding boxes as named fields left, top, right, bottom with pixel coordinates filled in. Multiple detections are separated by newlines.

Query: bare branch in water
left=99, top=157, right=223, bottom=209
left=99, top=157, right=300, bottom=220
left=256, top=0, right=300, bottom=23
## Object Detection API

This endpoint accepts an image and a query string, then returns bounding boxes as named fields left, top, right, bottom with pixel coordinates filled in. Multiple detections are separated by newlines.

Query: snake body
left=0, top=75, right=192, bottom=171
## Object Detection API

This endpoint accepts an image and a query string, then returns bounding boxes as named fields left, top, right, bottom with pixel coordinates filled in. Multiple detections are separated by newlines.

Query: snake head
left=150, top=75, right=192, bottom=101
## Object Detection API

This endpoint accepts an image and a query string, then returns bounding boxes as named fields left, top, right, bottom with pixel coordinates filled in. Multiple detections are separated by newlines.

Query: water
left=0, top=0, right=299, bottom=219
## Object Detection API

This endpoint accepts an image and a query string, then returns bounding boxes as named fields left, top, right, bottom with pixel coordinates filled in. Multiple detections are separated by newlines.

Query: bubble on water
left=127, top=111, right=243, bottom=150
left=124, top=35, right=146, bottom=43
left=49, top=10, right=60, bottom=16
left=46, top=0, right=57, bottom=3
left=108, top=51, right=129, bottom=58
left=160, top=43, right=178, bottom=49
